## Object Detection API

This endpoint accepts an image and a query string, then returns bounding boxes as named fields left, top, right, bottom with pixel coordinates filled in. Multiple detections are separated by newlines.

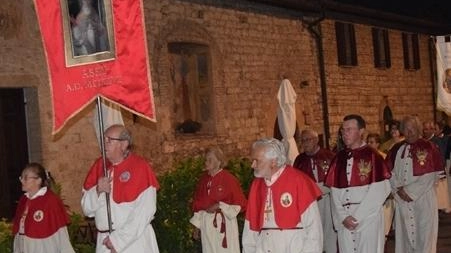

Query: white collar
left=25, top=186, right=47, bottom=200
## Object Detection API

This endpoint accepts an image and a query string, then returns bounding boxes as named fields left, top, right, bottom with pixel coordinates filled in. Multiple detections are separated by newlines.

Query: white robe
left=13, top=226, right=74, bottom=253
left=330, top=180, right=390, bottom=253
left=81, top=185, right=159, bottom=253
left=390, top=144, right=438, bottom=253
left=329, top=153, right=390, bottom=253
left=242, top=201, right=323, bottom=253
left=242, top=168, right=322, bottom=253
left=316, top=182, right=337, bottom=253
left=13, top=187, right=75, bottom=253
left=190, top=202, right=241, bottom=253
left=383, top=198, right=394, bottom=236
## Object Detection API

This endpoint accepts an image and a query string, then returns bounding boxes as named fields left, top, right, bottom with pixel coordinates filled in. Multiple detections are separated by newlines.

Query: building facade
left=0, top=0, right=446, bottom=215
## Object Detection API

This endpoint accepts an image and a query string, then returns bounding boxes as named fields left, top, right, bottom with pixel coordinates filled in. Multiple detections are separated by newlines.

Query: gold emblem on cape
left=358, top=159, right=372, bottom=181
left=415, top=149, right=428, bottom=166
left=320, top=160, right=330, bottom=172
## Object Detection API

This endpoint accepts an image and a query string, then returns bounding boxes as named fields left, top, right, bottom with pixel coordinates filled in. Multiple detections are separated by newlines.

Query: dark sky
left=335, top=0, right=451, bottom=25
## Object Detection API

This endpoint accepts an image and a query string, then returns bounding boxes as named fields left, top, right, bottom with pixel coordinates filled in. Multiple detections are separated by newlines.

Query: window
left=335, top=22, right=357, bottom=66
left=168, top=42, right=214, bottom=134
left=402, top=33, right=420, bottom=70
left=372, top=28, right=391, bottom=69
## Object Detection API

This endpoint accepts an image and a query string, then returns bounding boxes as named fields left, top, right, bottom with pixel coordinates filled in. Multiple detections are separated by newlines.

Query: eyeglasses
left=104, top=136, right=126, bottom=143
left=300, top=137, right=315, bottom=143
left=341, top=127, right=359, bottom=134
left=19, top=176, right=39, bottom=181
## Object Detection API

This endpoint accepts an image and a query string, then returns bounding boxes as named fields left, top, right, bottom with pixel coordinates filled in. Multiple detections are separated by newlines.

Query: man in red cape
left=81, top=125, right=160, bottom=253
left=242, top=138, right=323, bottom=253
left=325, top=114, right=391, bottom=253
left=293, top=129, right=337, bottom=253
left=385, top=115, right=443, bottom=253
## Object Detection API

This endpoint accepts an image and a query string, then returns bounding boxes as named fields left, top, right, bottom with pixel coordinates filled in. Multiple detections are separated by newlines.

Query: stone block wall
left=0, top=0, right=435, bottom=213
left=321, top=20, right=435, bottom=143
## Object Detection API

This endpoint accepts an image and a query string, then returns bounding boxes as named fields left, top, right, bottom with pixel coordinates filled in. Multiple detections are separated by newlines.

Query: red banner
left=34, top=0, right=155, bottom=134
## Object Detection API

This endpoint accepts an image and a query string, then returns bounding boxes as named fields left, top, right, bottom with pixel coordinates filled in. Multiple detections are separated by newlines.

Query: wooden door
left=0, top=88, right=29, bottom=219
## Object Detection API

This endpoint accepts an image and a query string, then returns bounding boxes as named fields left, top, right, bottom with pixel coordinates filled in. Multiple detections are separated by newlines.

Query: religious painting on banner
left=436, top=35, right=451, bottom=116
left=34, top=0, right=156, bottom=133
left=61, top=0, right=115, bottom=66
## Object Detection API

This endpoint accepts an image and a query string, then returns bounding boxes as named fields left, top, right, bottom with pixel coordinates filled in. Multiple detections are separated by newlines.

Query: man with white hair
left=242, top=138, right=323, bottom=253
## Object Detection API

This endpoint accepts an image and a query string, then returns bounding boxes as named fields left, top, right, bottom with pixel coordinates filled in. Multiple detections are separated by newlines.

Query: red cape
left=83, top=153, right=159, bottom=203
left=293, top=148, right=335, bottom=183
left=192, top=169, right=247, bottom=212
left=12, top=189, right=69, bottom=238
left=325, top=145, right=391, bottom=188
left=385, top=139, right=444, bottom=176
left=246, top=166, right=321, bottom=231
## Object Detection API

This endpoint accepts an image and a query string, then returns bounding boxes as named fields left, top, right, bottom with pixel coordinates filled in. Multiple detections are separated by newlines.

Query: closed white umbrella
left=276, top=78, right=299, bottom=164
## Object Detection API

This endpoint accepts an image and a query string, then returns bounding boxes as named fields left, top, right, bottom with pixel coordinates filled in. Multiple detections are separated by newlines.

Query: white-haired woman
left=190, top=147, right=247, bottom=253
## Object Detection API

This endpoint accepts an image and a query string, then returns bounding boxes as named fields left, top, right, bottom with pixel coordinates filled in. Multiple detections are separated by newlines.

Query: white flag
left=92, top=99, right=124, bottom=147
left=436, top=36, right=451, bottom=116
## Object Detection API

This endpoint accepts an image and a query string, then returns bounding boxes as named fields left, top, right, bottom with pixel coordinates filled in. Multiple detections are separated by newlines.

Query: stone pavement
left=385, top=211, right=451, bottom=253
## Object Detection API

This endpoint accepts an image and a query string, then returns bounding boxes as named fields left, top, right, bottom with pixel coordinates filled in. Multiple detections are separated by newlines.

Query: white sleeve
left=109, top=187, right=157, bottom=252
left=389, top=172, right=403, bottom=193
left=80, top=186, right=106, bottom=217
left=404, top=172, right=437, bottom=201
left=242, top=219, right=258, bottom=253
left=189, top=211, right=202, bottom=228
left=330, top=187, right=347, bottom=230
left=353, top=180, right=390, bottom=222
left=299, top=201, right=323, bottom=253
left=219, top=201, right=241, bottom=219
left=319, top=184, right=331, bottom=195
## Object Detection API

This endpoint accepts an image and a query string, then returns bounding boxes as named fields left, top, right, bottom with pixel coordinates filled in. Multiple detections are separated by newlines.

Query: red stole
left=83, top=153, right=159, bottom=203
left=324, top=145, right=391, bottom=188
left=293, top=148, right=335, bottom=183
left=385, top=139, right=444, bottom=176
left=12, top=190, right=69, bottom=238
left=192, top=169, right=247, bottom=212
left=246, top=166, right=321, bottom=231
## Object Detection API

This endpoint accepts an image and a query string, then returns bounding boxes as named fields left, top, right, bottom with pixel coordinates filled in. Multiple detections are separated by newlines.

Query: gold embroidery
left=358, top=159, right=372, bottom=181
left=416, top=149, right=428, bottom=166
left=319, top=160, right=330, bottom=172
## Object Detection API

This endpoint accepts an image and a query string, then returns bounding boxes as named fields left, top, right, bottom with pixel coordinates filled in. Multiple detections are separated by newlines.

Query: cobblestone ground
left=385, top=211, right=451, bottom=253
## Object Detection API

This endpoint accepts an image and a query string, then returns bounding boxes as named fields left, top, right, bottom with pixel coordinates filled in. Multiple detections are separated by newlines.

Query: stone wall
left=321, top=20, right=435, bottom=143
left=0, top=0, right=435, bottom=213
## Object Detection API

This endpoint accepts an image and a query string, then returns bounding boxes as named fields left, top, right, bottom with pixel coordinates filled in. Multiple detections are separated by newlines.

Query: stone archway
left=153, top=19, right=225, bottom=139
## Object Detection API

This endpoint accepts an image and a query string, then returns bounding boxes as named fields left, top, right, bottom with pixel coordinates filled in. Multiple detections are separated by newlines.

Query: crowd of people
left=11, top=116, right=451, bottom=252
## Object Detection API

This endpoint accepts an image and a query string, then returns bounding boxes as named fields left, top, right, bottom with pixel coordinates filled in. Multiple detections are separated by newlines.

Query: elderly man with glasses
left=293, top=129, right=337, bottom=253
left=81, top=124, right=160, bottom=253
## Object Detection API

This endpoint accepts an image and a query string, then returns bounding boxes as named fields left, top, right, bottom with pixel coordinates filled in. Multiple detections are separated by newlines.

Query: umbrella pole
left=96, top=96, right=114, bottom=233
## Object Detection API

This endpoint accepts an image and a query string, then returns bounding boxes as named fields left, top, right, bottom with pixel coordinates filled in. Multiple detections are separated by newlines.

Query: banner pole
left=96, top=96, right=114, bottom=233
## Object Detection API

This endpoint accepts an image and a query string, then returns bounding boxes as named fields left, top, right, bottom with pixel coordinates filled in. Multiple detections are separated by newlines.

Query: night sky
left=335, top=0, right=451, bottom=25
